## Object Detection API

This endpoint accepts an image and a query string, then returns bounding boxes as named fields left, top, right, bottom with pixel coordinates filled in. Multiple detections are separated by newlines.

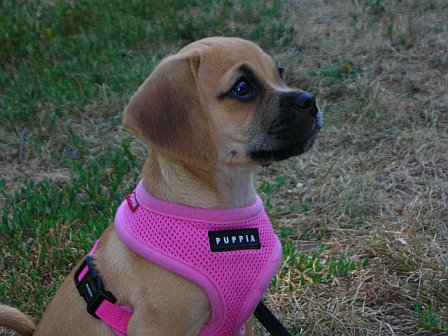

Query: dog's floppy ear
left=123, top=51, right=216, bottom=165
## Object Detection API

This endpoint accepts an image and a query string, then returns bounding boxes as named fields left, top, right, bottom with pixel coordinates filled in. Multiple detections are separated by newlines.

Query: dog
left=0, top=37, right=322, bottom=336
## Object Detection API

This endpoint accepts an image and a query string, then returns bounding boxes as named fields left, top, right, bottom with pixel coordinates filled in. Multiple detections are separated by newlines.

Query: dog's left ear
left=123, top=50, right=216, bottom=165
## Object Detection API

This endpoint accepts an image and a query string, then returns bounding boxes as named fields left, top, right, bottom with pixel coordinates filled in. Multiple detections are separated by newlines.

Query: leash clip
left=74, top=256, right=117, bottom=319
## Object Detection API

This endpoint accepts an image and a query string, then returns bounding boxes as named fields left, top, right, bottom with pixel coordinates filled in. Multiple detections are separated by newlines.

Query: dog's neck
left=142, top=153, right=257, bottom=209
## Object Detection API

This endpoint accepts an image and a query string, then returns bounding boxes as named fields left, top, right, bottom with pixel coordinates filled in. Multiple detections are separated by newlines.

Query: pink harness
left=78, top=181, right=282, bottom=335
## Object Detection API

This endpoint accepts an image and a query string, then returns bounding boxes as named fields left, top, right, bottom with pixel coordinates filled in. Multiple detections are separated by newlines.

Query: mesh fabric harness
left=114, top=180, right=282, bottom=336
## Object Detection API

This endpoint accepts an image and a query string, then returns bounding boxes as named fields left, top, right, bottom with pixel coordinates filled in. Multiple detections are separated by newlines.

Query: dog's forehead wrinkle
left=201, top=49, right=274, bottom=71
left=238, top=63, right=256, bottom=76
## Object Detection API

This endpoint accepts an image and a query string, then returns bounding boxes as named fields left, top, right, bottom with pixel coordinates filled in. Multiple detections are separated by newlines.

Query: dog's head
left=123, top=37, right=322, bottom=168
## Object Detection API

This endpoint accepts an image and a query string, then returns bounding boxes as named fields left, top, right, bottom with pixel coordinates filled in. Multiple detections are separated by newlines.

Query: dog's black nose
left=279, top=90, right=319, bottom=117
left=297, top=92, right=317, bottom=116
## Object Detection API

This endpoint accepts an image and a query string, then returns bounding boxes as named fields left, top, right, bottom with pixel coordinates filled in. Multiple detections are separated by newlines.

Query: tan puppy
left=0, top=37, right=322, bottom=336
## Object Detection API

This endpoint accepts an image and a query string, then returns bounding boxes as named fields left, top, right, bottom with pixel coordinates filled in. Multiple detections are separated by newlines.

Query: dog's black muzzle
left=247, top=90, right=322, bottom=164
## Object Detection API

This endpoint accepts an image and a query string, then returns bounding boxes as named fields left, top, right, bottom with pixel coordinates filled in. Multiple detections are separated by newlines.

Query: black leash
left=254, top=301, right=292, bottom=336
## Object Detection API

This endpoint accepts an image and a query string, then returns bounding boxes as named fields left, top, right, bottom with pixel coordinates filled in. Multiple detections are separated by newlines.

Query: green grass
left=0, top=0, right=290, bottom=135
left=415, top=304, right=448, bottom=333
left=1, top=0, right=448, bottom=335
left=0, top=137, right=138, bottom=313
left=275, top=242, right=369, bottom=289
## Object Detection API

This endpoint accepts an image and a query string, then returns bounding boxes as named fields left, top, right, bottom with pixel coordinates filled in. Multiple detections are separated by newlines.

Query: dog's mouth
left=247, top=109, right=323, bottom=166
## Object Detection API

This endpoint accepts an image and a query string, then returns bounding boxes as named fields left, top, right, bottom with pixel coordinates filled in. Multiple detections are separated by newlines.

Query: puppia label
left=126, top=192, right=140, bottom=212
left=208, top=229, right=260, bottom=252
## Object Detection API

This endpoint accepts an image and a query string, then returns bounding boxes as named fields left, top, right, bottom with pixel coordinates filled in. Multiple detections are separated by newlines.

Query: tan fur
left=123, top=50, right=217, bottom=168
left=1, top=37, right=301, bottom=335
left=0, top=305, right=35, bottom=336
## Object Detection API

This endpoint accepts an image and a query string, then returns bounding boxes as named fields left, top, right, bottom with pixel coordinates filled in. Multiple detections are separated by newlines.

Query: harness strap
left=254, top=301, right=291, bottom=336
left=74, top=241, right=132, bottom=335
left=96, top=300, right=131, bottom=335
left=75, top=241, right=289, bottom=336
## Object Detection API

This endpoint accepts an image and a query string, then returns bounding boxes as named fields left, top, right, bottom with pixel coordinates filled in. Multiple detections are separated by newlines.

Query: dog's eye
left=232, top=80, right=251, bottom=96
left=231, top=79, right=254, bottom=100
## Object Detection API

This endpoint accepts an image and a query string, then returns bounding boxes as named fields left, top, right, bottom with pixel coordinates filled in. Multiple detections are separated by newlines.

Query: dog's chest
left=114, top=181, right=282, bottom=336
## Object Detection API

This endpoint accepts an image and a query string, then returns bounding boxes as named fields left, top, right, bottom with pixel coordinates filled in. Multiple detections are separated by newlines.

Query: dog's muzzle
left=247, top=90, right=323, bottom=165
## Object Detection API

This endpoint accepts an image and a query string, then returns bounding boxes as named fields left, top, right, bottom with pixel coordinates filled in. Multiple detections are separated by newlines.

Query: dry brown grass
left=254, top=0, right=448, bottom=334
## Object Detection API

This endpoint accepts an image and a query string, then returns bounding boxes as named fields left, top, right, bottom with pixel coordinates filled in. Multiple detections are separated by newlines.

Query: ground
left=1, top=0, right=447, bottom=335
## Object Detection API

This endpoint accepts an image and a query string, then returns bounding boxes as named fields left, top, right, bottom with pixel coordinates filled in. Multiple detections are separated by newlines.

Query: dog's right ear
left=123, top=51, right=216, bottom=165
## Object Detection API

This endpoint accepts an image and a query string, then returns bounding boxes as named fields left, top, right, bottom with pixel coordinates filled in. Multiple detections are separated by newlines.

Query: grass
left=1, top=0, right=447, bottom=335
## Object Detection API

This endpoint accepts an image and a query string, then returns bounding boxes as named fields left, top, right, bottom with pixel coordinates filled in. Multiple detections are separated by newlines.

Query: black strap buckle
left=74, top=256, right=117, bottom=319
